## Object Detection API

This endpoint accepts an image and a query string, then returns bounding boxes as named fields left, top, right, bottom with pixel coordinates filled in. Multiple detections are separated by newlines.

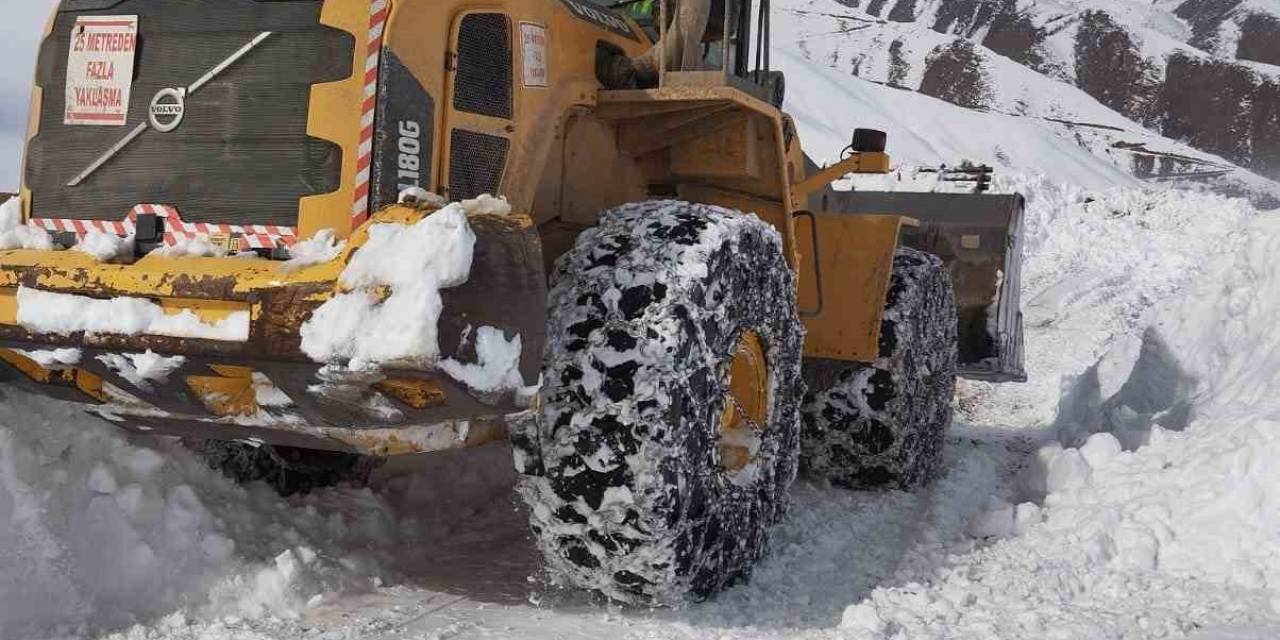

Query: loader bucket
left=818, top=190, right=1027, bottom=383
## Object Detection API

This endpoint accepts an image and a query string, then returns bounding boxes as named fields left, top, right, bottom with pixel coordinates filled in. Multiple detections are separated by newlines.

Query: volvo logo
left=148, top=87, right=186, bottom=133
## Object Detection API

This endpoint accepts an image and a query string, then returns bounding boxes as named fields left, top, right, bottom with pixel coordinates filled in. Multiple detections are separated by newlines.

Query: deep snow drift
left=0, top=385, right=400, bottom=638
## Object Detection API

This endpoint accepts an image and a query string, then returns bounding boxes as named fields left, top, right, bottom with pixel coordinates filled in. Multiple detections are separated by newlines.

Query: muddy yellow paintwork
left=796, top=213, right=904, bottom=361
left=0, top=348, right=107, bottom=402
left=374, top=377, right=448, bottom=409
left=186, top=372, right=259, bottom=417
left=0, top=204, right=456, bottom=314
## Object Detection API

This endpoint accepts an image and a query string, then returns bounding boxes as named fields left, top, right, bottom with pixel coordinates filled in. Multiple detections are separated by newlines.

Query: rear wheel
left=516, top=201, right=805, bottom=604
left=800, top=247, right=958, bottom=489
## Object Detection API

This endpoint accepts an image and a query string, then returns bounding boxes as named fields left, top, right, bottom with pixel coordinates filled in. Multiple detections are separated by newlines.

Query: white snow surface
left=279, top=229, right=344, bottom=272
left=74, top=230, right=134, bottom=262
left=397, top=186, right=448, bottom=208
left=150, top=235, right=227, bottom=259
left=0, top=196, right=53, bottom=251
left=438, top=325, right=525, bottom=398
left=95, top=351, right=187, bottom=390
left=459, top=193, right=513, bottom=216
left=16, top=347, right=82, bottom=369
left=16, top=286, right=250, bottom=342
left=775, top=0, right=1280, bottom=204
left=0, top=390, right=395, bottom=639
left=299, top=203, right=475, bottom=369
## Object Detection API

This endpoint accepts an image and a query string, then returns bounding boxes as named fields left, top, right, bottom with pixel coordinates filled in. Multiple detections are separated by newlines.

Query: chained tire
left=514, top=201, right=805, bottom=605
left=800, top=246, right=958, bottom=490
left=185, top=440, right=373, bottom=496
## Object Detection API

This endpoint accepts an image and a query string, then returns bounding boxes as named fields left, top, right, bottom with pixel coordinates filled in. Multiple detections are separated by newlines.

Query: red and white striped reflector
left=353, top=0, right=390, bottom=229
left=32, top=204, right=298, bottom=251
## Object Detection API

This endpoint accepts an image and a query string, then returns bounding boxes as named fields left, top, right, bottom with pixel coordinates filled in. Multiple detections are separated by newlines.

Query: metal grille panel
left=27, top=0, right=352, bottom=226
left=449, top=130, right=509, bottom=201
left=453, top=13, right=513, bottom=119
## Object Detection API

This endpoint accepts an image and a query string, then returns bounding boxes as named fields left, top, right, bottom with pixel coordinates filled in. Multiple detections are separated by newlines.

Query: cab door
left=439, top=11, right=515, bottom=201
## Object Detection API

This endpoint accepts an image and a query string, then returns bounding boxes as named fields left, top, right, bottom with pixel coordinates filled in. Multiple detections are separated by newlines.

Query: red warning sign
left=521, top=23, right=549, bottom=88
left=64, top=15, right=138, bottom=126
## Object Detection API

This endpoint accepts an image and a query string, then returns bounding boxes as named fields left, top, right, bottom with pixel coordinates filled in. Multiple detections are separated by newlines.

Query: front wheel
left=800, top=247, right=958, bottom=489
left=516, top=201, right=805, bottom=604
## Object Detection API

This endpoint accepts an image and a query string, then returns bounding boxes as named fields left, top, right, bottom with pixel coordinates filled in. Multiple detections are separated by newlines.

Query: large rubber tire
left=516, top=201, right=805, bottom=605
left=185, top=440, right=373, bottom=496
left=800, top=247, right=958, bottom=489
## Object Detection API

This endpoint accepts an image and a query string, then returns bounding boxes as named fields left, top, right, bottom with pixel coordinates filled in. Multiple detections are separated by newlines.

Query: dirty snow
left=397, top=186, right=447, bottom=208
left=16, top=286, right=250, bottom=342
left=251, top=373, right=293, bottom=408
left=299, top=203, right=475, bottom=369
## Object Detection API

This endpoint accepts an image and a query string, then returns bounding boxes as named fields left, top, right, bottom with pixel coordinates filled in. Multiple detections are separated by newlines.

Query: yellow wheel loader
left=4, top=0, right=1025, bottom=604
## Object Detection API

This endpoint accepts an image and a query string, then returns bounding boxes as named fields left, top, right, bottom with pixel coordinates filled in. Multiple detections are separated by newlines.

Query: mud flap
left=817, top=191, right=1028, bottom=383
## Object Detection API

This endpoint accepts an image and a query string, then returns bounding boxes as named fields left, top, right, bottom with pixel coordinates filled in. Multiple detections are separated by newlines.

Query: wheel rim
left=720, top=330, right=769, bottom=474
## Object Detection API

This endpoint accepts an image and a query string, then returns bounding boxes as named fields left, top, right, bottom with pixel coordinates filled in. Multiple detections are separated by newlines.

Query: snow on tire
left=800, top=247, right=958, bottom=489
left=515, top=200, right=805, bottom=605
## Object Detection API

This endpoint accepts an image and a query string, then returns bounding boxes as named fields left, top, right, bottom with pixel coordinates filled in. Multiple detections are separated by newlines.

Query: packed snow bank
left=16, top=286, right=250, bottom=342
left=0, top=388, right=398, bottom=639
left=300, top=204, right=475, bottom=368
left=1058, top=215, right=1280, bottom=447
left=952, top=174, right=1256, bottom=428
left=836, top=183, right=1278, bottom=638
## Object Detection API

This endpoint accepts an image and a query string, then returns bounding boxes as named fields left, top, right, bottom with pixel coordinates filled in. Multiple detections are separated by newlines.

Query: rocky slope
left=796, top=0, right=1280, bottom=198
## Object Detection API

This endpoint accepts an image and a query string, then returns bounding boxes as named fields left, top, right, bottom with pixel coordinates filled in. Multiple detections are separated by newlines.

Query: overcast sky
left=1, top=0, right=60, bottom=190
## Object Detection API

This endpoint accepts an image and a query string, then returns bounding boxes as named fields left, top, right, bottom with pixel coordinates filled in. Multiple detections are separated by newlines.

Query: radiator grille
left=453, top=13, right=513, bottom=119
left=25, top=0, right=352, bottom=226
left=448, top=130, right=509, bottom=201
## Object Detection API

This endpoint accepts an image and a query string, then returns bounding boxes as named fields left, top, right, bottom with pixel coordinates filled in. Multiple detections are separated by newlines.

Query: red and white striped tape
left=353, top=0, right=389, bottom=228
left=33, top=204, right=298, bottom=250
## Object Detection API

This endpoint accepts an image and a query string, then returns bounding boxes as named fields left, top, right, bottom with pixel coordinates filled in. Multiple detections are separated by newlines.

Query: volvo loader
left=1, top=0, right=1025, bottom=604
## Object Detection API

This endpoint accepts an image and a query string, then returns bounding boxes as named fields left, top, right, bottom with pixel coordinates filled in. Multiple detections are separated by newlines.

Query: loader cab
left=589, top=0, right=780, bottom=104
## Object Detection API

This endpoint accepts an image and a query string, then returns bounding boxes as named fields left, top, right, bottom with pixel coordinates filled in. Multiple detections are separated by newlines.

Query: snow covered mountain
left=778, top=0, right=1280, bottom=205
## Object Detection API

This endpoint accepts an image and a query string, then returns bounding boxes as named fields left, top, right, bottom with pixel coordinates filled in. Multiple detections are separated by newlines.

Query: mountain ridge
left=781, top=0, right=1280, bottom=205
